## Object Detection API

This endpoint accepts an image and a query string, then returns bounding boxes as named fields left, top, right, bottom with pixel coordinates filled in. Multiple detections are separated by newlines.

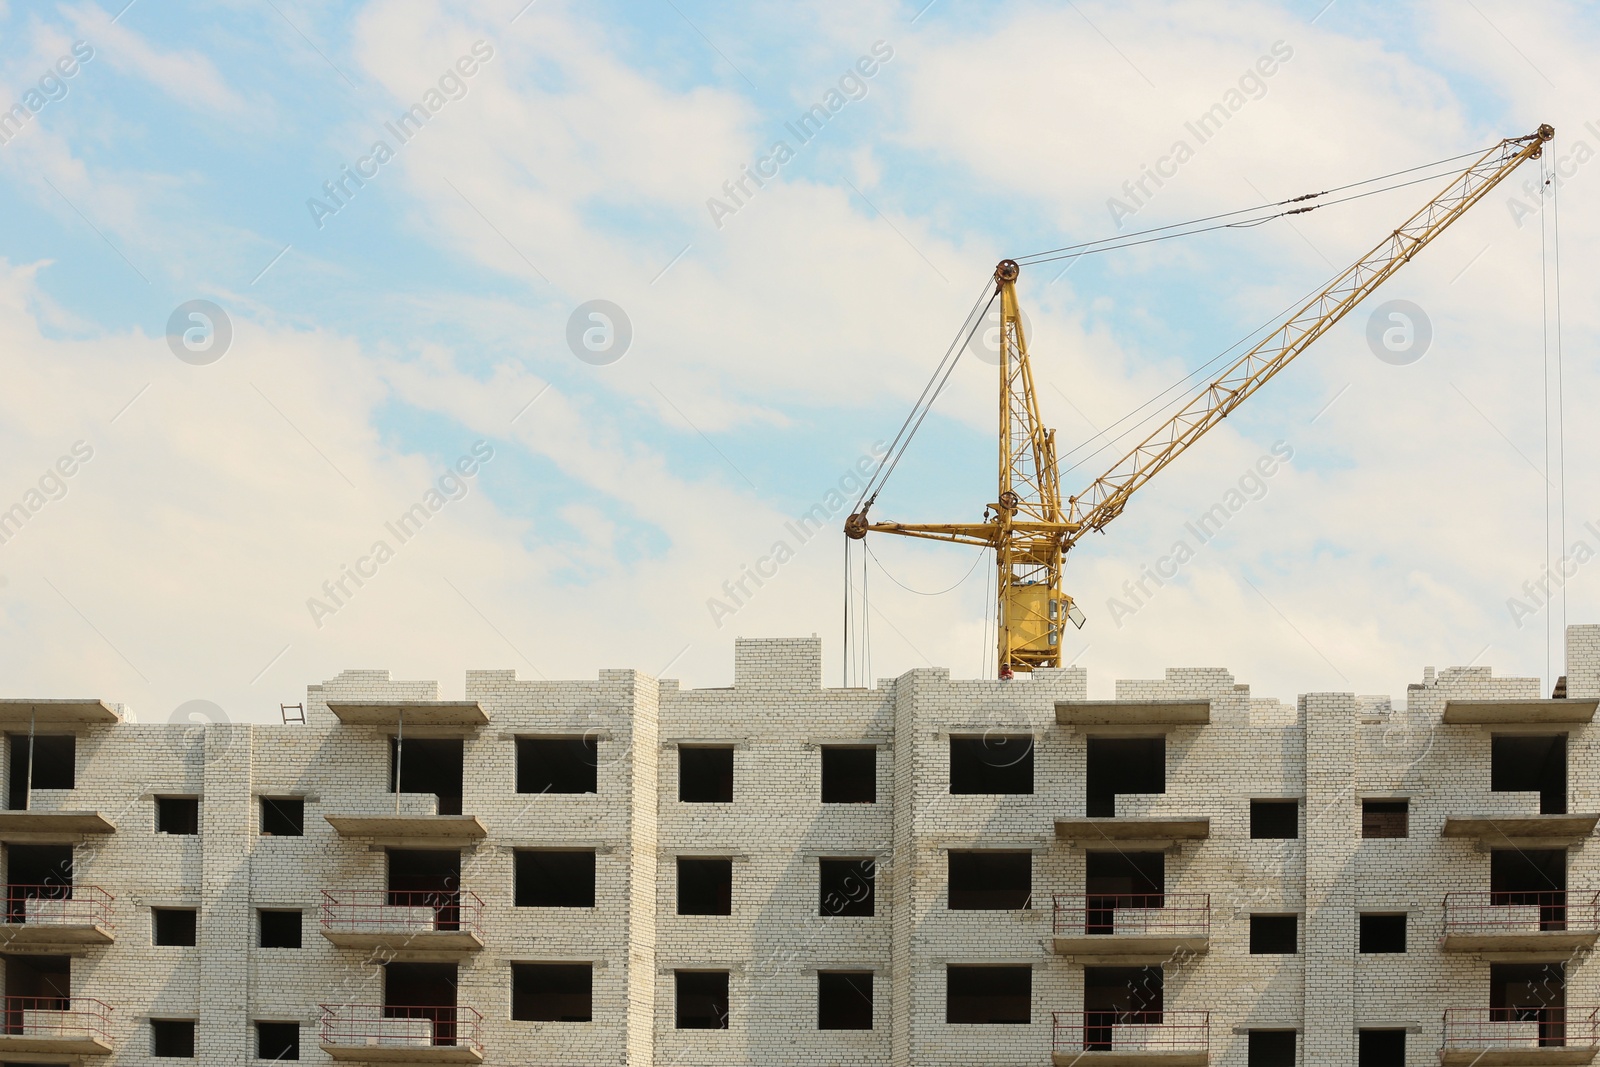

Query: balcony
left=1443, top=699, right=1597, bottom=724
left=1051, top=1011, right=1209, bottom=1065
left=320, top=891, right=484, bottom=959
left=1441, top=892, right=1600, bottom=957
left=0, top=885, right=114, bottom=951
left=319, top=1004, right=483, bottom=1063
left=1052, top=894, right=1210, bottom=960
left=0, top=811, right=116, bottom=841
left=0, top=996, right=112, bottom=1057
left=326, top=701, right=487, bottom=728
left=0, top=700, right=120, bottom=725
left=1443, top=815, right=1600, bottom=848
left=1441, top=1007, right=1600, bottom=1065
left=324, top=815, right=486, bottom=846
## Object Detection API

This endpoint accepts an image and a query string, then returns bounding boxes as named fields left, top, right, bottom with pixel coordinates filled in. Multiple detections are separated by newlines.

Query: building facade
left=0, top=626, right=1598, bottom=1066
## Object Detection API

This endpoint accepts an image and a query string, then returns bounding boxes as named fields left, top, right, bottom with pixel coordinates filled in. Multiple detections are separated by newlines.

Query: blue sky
left=0, top=0, right=1595, bottom=722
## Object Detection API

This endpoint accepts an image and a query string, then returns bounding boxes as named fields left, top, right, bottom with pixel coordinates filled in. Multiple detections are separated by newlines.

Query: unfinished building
left=0, top=625, right=1597, bottom=1067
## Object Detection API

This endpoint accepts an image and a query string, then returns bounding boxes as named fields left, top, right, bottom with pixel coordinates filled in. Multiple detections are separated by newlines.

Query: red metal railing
left=1444, top=1007, right=1600, bottom=1050
left=1053, top=894, right=1210, bottom=938
left=1052, top=1011, right=1209, bottom=1055
left=0, top=996, right=112, bottom=1043
left=320, top=890, right=484, bottom=938
left=2, top=885, right=114, bottom=929
left=1442, top=891, right=1600, bottom=937
left=318, top=1004, right=483, bottom=1053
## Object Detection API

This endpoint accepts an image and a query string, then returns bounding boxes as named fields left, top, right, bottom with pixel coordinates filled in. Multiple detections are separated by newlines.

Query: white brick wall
left=2, top=625, right=1597, bottom=1066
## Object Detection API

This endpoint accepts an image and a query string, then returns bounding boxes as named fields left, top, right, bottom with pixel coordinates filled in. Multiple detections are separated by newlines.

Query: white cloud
left=62, top=3, right=248, bottom=113
left=2, top=0, right=1596, bottom=724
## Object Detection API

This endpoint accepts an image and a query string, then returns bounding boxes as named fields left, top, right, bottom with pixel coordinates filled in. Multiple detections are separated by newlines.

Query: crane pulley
left=846, top=123, right=1554, bottom=678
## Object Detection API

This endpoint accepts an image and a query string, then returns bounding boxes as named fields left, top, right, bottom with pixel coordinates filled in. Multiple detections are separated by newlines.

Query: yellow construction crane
left=846, top=123, right=1553, bottom=678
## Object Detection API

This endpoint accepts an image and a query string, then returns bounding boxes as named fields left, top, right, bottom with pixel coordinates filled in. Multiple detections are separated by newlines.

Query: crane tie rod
left=1015, top=161, right=1501, bottom=266
left=855, top=277, right=997, bottom=516
left=1048, top=139, right=1540, bottom=475
left=1012, top=144, right=1493, bottom=266
left=853, top=134, right=1545, bottom=519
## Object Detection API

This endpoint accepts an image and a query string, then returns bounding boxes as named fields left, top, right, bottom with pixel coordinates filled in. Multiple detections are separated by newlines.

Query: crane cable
left=1542, top=153, right=1551, bottom=689
left=1554, top=150, right=1568, bottom=663
left=1053, top=280, right=1327, bottom=478
left=1013, top=146, right=1489, bottom=265
left=843, top=536, right=876, bottom=686
left=855, top=278, right=996, bottom=514
left=1013, top=165, right=1499, bottom=268
left=1013, top=146, right=1498, bottom=268
left=844, top=543, right=857, bottom=684
left=1045, top=143, right=1540, bottom=481
left=979, top=560, right=994, bottom=679
left=864, top=541, right=987, bottom=596
left=1539, top=151, right=1569, bottom=690
left=846, top=281, right=994, bottom=678
left=858, top=144, right=1514, bottom=520
left=860, top=544, right=871, bottom=685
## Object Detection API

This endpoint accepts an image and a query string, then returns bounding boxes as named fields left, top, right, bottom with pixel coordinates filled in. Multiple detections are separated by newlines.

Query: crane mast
left=995, top=259, right=1073, bottom=673
left=846, top=123, right=1553, bottom=679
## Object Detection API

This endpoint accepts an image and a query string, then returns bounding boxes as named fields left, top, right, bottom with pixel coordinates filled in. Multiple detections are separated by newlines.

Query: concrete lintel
left=496, top=729, right=611, bottom=741
left=1056, top=818, right=1210, bottom=844
left=497, top=842, right=615, bottom=854
left=804, top=736, right=892, bottom=748
left=1057, top=700, right=1210, bottom=727
left=324, top=815, right=486, bottom=840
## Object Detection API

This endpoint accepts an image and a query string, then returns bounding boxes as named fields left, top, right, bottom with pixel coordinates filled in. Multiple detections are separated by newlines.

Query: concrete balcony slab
left=1443, top=699, right=1597, bottom=724
left=0, top=1032, right=113, bottom=1057
left=0, top=813, right=115, bottom=840
left=324, top=815, right=486, bottom=844
left=321, top=929, right=483, bottom=960
left=1441, top=931, right=1598, bottom=956
left=327, top=702, right=486, bottom=727
left=0, top=700, right=120, bottom=725
left=1439, top=1050, right=1595, bottom=1065
left=0, top=924, right=114, bottom=953
left=1442, top=815, right=1599, bottom=848
left=318, top=1005, right=483, bottom=1064
left=321, top=1043, right=484, bottom=1063
left=1052, top=1052, right=1207, bottom=1066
